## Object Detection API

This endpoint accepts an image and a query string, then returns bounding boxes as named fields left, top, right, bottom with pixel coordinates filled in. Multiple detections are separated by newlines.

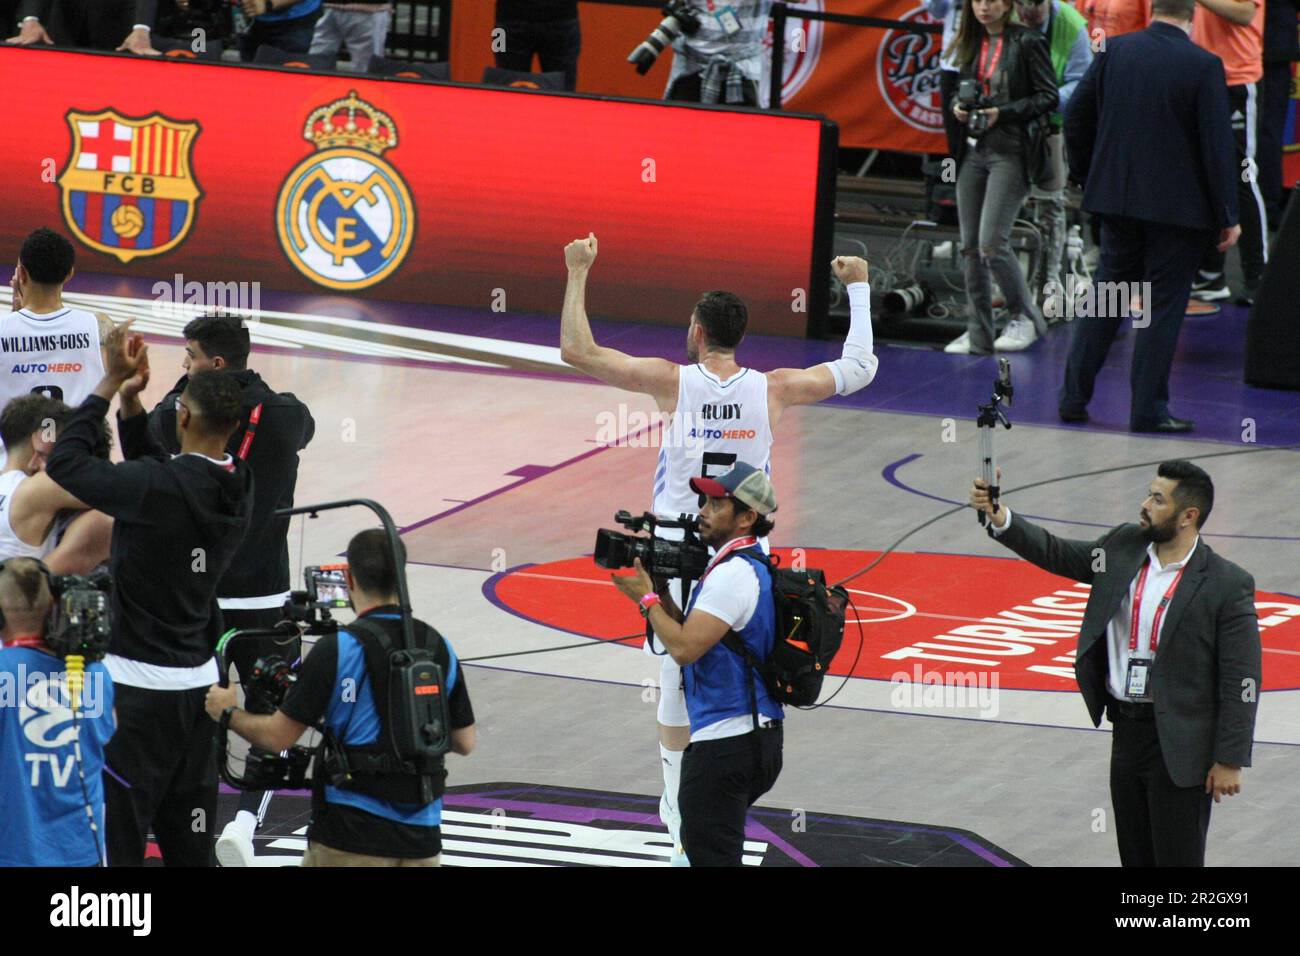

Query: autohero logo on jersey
left=595, top=402, right=758, bottom=448
left=50, top=886, right=151, bottom=937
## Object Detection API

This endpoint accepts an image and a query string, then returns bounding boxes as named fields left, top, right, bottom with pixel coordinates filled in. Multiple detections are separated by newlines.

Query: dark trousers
left=1198, top=82, right=1269, bottom=285
left=1259, top=61, right=1294, bottom=226
left=222, top=606, right=300, bottom=817
left=678, top=724, right=782, bottom=867
left=238, top=11, right=320, bottom=62
left=104, top=683, right=218, bottom=866
left=1060, top=215, right=1212, bottom=428
left=43, top=0, right=135, bottom=49
left=494, top=17, right=581, bottom=90
left=1109, top=709, right=1213, bottom=866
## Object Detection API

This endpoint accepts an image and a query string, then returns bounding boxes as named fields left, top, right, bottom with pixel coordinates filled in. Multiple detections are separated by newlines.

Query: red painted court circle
left=490, top=549, right=1300, bottom=692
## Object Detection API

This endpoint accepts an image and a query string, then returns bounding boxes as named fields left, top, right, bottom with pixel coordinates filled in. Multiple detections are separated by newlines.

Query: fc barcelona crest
left=58, top=109, right=203, bottom=264
left=275, top=91, right=415, bottom=291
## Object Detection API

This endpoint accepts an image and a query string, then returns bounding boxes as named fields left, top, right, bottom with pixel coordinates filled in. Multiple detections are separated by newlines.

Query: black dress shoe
left=1132, top=416, right=1194, bottom=434
left=1059, top=408, right=1089, bottom=424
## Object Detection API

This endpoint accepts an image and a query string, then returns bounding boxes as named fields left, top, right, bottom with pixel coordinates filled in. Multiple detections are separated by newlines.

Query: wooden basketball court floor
left=37, top=277, right=1300, bottom=866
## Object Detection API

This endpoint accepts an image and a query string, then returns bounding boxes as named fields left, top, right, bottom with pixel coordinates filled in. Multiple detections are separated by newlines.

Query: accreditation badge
left=1124, top=657, right=1154, bottom=702
left=716, top=6, right=742, bottom=34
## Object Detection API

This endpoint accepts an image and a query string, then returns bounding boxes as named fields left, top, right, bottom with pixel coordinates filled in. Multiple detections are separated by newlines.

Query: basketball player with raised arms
left=561, top=233, right=876, bottom=864
left=4, top=227, right=114, bottom=412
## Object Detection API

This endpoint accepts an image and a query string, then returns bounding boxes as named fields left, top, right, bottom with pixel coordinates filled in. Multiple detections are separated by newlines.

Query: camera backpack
left=721, top=550, right=848, bottom=708
left=322, top=617, right=453, bottom=805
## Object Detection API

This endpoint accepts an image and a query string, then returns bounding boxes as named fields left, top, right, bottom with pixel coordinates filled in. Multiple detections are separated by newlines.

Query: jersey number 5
left=697, top=452, right=737, bottom=508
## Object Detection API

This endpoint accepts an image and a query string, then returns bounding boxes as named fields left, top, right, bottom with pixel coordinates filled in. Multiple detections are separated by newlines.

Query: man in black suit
left=1058, top=0, right=1240, bottom=433
left=970, top=460, right=1261, bottom=866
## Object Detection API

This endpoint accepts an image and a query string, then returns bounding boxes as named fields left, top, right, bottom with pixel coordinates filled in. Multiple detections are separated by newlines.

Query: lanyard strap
left=977, top=35, right=1004, bottom=84
left=1129, top=559, right=1188, bottom=654
left=3, top=636, right=49, bottom=651
left=697, top=535, right=759, bottom=587
left=236, top=402, right=264, bottom=461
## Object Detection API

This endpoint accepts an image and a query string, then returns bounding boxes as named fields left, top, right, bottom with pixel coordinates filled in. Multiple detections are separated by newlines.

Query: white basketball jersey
left=652, top=365, right=773, bottom=518
left=0, top=471, right=57, bottom=561
left=0, top=307, right=106, bottom=409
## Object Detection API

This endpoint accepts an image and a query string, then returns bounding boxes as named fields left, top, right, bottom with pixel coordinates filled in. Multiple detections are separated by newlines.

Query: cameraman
left=147, top=313, right=315, bottom=866
left=45, top=323, right=254, bottom=866
left=943, top=0, right=1057, bottom=355
left=612, top=462, right=782, bottom=867
left=205, top=530, right=476, bottom=867
left=664, top=0, right=774, bottom=105
left=0, top=558, right=115, bottom=867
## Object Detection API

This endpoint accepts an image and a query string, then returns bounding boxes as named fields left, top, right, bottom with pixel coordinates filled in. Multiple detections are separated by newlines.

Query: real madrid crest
left=275, top=91, right=415, bottom=291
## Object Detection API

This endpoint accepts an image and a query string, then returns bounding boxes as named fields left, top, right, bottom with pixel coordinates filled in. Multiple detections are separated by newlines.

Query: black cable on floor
left=462, top=440, right=1300, bottom=665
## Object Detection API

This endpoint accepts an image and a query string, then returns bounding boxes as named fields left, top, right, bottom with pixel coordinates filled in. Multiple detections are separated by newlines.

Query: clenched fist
left=831, top=255, right=869, bottom=285
left=565, top=232, right=598, bottom=271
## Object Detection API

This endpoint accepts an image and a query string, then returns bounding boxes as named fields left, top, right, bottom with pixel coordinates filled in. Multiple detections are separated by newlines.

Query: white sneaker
left=943, top=331, right=973, bottom=354
left=215, top=818, right=256, bottom=867
left=932, top=240, right=954, bottom=259
left=993, top=316, right=1038, bottom=351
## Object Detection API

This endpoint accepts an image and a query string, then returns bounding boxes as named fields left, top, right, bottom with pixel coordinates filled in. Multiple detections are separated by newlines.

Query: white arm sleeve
left=823, top=281, right=878, bottom=396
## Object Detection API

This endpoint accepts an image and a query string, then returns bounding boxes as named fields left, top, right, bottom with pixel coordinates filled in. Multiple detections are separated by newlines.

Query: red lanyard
left=977, top=35, right=1004, bottom=84
left=1128, top=558, right=1187, bottom=653
left=3, top=636, right=50, bottom=651
left=236, top=403, right=264, bottom=461
left=698, top=535, right=759, bottom=586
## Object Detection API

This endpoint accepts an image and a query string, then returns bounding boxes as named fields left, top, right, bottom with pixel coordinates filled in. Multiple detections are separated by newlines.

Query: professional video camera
left=46, top=571, right=113, bottom=663
left=218, top=498, right=453, bottom=804
left=215, top=564, right=347, bottom=790
left=594, top=510, right=711, bottom=581
left=627, top=1, right=702, bottom=75
left=957, top=78, right=993, bottom=137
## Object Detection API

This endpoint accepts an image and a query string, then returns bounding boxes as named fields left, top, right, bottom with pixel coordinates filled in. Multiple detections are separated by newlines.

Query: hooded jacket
left=46, top=394, right=254, bottom=668
left=148, top=368, right=315, bottom=600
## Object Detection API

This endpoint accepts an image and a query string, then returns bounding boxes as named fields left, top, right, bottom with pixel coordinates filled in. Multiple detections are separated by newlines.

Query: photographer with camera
left=0, top=395, right=113, bottom=574
left=206, top=530, right=476, bottom=866
left=563, top=235, right=874, bottom=864
left=612, top=462, right=781, bottom=867
left=943, top=0, right=1058, bottom=355
left=0, top=557, right=115, bottom=866
left=630, top=1, right=772, bottom=105
left=45, top=322, right=254, bottom=866
left=146, top=313, right=315, bottom=866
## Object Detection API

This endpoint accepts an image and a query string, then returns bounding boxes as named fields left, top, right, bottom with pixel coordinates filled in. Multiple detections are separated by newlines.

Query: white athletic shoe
left=659, top=792, right=689, bottom=866
left=215, top=818, right=256, bottom=867
left=993, top=317, right=1038, bottom=351
left=943, top=331, right=973, bottom=354
left=932, top=240, right=954, bottom=259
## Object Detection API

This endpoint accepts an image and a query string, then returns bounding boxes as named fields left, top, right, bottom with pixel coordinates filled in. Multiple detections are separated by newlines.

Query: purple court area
left=74, top=271, right=1300, bottom=446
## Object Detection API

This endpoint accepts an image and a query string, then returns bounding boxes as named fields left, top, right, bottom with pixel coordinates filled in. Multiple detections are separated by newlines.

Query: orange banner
left=451, top=1, right=948, bottom=153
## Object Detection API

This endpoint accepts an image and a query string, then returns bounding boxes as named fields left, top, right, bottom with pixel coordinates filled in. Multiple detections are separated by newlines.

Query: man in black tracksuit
left=146, top=314, right=315, bottom=865
left=46, top=323, right=253, bottom=866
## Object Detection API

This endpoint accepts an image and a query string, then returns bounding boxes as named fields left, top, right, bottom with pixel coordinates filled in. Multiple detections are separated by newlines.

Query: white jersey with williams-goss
left=0, top=307, right=106, bottom=409
left=652, top=364, right=773, bottom=518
